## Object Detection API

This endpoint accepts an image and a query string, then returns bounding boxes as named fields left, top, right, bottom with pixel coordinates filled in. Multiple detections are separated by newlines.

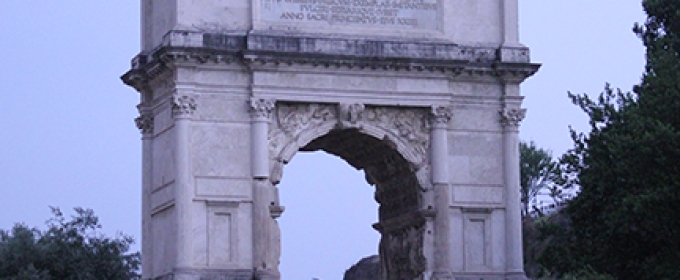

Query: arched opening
left=276, top=128, right=428, bottom=279
left=278, top=151, right=379, bottom=279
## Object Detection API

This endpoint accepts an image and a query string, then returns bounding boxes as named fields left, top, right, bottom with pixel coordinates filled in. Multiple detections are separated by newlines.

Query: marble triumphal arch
left=123, top=0, right=539, bottom=279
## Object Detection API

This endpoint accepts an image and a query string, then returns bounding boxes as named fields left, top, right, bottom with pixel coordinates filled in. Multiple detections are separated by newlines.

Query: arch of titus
left=123, top=0, right=539, bottom=279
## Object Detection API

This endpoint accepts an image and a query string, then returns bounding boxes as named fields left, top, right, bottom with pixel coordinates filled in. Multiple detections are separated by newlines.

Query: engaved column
left=172, top=94, right=197, bottom=272
left=249, top=98, right=280, bottom=280
left=135, top=108, right=154, bottom=279
left=501, top=106, right=528, bottom=279
left=429, top=106, right=454, bottom=280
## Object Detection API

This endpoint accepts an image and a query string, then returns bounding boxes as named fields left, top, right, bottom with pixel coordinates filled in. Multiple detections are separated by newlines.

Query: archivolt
left=267, top=102, right=432, bottom=192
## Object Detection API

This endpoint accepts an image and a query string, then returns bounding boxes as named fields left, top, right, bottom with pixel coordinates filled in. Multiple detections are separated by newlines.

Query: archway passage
left=298, top=128, right=428, bottom=279
left=277, top=151, right=379, bottom=280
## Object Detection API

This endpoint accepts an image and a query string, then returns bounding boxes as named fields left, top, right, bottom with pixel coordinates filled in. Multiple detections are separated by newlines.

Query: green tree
left=519, top=141, right=559, bottom=217
left=0, top=207, right=141, bottom=280
left=556, top=1, right=680, bottom=278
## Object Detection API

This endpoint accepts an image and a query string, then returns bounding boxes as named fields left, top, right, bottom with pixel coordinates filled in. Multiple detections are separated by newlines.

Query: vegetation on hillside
left=0, top=208, right=140, bottom=280
left=524, top=0, right=680, bottom=278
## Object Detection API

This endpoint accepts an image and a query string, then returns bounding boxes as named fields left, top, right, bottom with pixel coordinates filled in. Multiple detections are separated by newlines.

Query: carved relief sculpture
left=122, top=1, right=539, bottom=278
left=338, top=102, right=365, bottom=128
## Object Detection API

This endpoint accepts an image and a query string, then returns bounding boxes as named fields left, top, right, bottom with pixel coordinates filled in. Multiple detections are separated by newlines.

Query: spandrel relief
left=269, top=103, right=430, bottom=168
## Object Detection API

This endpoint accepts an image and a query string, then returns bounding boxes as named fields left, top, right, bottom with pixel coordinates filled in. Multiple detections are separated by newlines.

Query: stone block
left=151, top=183, right=175, bottom=212
left=450, top=106, right=503, bottom=132
left=153, top=106, right=175, bottom=137
left=195, top=95, right=250, bottom=123
left=142, top=0, right=177, bottom=51
left=449, top=156, right=503, bottom=185
left=177, top=0, right=251, bottom=32
left=151, top=206, right=177, bottom=276
left=469, top=156, right=503, bottom=185
left=449, top=133, right=503, bottom=157
left=448, top=133, right=504, bottom=185
left=195, top=177, right=252, bottom=199
left=445, top=0, right=502, bottom=44
left=451, top=185, right=504, bottom=205
left=396, top=77, right=448, bottom=94
left=193, top=68, right=251, bottom=91
left=191, top=124, right=251, bottom=178
left=490, top=210, right=506, bottom=270
left=450, top=81, right=503, bottom=98
left=152, top=128, right=176, bottom=189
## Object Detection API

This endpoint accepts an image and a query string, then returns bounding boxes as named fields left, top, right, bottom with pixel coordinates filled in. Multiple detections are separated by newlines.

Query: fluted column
left=429, top=106, right=454, bottom=279
left=249, top=98, right=279, bottom=279
left=501, top=106, right=527, bottom=279
left=135, top=107, right=154, bottom=278
left=172, top=94, right=197, bottom=269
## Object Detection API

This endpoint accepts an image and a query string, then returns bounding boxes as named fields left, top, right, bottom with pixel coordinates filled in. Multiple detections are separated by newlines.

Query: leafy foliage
left=543, top=0, right=680, bottom=278
left=0, top=207, right=140, bottom=280
left=519, top=141, right=562, bottom=217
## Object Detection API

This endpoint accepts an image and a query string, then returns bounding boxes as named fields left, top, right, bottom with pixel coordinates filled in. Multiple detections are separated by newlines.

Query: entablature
left=122, top=30, right=540, bottom=94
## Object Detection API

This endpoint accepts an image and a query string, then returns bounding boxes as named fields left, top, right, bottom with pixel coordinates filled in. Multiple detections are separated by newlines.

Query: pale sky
left=0, top=2, right=645, bottom=280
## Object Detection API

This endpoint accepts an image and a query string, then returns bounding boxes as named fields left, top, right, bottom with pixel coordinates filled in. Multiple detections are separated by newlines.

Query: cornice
left=121, top=31, right=541, bottom=90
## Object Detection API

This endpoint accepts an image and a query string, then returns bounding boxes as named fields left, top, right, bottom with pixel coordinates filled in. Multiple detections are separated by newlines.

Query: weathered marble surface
left=125, top=1, right=538, bottom=279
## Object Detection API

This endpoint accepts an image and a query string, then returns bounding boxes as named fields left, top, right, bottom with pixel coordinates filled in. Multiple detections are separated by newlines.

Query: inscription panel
left=260, top=0, right=439, bottom=30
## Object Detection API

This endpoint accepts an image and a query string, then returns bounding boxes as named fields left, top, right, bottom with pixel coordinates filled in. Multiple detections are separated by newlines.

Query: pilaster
left=171, top=93, right=197, bottom=270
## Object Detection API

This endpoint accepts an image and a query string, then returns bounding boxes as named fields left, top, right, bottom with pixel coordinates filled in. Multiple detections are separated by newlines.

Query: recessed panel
left=208, top=210, right=232, bottom=266
left=466, top=219, right=486, bottom=267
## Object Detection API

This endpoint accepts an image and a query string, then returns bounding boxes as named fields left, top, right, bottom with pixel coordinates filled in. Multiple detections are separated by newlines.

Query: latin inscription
left=261, top=0, right=439, bottom=30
